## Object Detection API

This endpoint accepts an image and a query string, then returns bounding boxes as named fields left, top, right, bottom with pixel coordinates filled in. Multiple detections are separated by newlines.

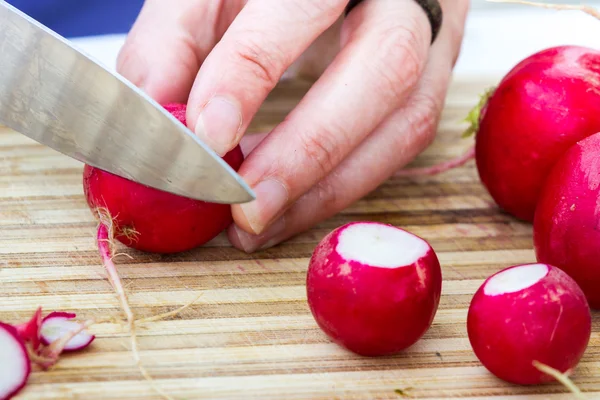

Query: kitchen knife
left=0, top=1, right=255, bottom=204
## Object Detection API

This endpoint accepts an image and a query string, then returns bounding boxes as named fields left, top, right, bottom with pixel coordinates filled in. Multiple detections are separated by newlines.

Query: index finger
left=185, top=0, right=347, bottom=156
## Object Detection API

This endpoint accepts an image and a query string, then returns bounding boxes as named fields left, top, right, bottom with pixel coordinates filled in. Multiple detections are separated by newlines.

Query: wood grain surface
left=1, top=76, right=598, bottom=400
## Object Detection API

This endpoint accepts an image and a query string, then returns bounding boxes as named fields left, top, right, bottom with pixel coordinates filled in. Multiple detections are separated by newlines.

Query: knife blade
left=0, top=1, right=255, bottom=204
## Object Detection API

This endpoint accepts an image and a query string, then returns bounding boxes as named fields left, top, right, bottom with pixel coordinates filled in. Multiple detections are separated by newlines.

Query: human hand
left=117, top=0, right=470, bottom=253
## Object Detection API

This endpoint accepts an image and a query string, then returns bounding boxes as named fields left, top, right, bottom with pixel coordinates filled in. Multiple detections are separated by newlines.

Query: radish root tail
left=532, top=361, right=587, bottom=399
left=394, top=145, right=475, bottom=177
left=393, top=86, right=492, bottom=178
left=487, top=0, right=600, bottom=21
left=95, top=208, right=174, bottom=400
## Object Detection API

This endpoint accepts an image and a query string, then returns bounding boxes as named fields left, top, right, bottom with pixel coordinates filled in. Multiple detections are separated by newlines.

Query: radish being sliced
left=40, top=312, right=95, bottom=351
left=306, top=221, right=442, bottom=356
left=467, top=263, right=592, bottom=385
left=0, top=322, right=30, bottom=400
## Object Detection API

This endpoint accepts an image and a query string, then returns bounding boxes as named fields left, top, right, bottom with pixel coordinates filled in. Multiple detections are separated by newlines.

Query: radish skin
left=306, top=222, right=442, bottom=356
left=474, top=45, right=600, bottom=222
left=0, top=322, right=30, bottom=400
left=534, top=132, right=600, bottom=309
left=467, top=263, right=591, bottom=385
left=83, top=103, right=244, bottom=254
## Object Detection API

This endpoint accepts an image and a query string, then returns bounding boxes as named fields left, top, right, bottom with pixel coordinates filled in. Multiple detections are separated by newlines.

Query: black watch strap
left=344, top=0, right=443, bottom=44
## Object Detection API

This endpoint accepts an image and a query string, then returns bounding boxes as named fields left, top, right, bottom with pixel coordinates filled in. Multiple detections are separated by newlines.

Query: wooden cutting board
left=1, top=76, right=598, bottom=400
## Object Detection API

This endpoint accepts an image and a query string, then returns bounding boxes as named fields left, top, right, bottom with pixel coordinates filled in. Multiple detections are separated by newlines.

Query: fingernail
left=240, top=179, right=288, bottom=234
left=195, top=97, right=242, bottom=156
left=231, top=217, right=286, bottom=253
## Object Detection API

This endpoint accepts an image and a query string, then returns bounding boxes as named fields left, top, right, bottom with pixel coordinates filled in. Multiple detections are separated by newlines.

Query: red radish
left=533, top=132, right=600, bottom=309
left=83, top=103, right=244, bottom=254
left=40, top=312, right=95, bottom=351
left=472, top=45, right=600, bottom=222
left=467, top=263, right=591, bottom=385
left=0, top=322, right=30, bottom=400
left=306, top=221, right=442, bottom=356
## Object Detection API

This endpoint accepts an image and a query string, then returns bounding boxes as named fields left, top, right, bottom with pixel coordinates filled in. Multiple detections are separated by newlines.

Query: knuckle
left=371, top=24, right=427, bottom=102
left=297, top=125, right=345, bottom=177
left=297, top=0, right=346, bottom=18
left=390, top=91, right=441, bottom=153
left=231, top=35, right=285, bottom=89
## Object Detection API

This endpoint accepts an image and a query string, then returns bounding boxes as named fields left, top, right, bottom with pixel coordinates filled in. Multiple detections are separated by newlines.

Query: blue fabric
left=5, top=0, right=144, bottom=37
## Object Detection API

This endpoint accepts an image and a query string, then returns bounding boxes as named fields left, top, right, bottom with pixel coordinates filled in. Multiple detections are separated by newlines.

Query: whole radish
left=306, top=222, right=442, bottom=356
left=83, top=103, right=244, bottom=254
left=474, top=45, right=600, bottom=222
left=467, top=263, right=591, bottom=385
left=534, top=132, right=600, bottom=309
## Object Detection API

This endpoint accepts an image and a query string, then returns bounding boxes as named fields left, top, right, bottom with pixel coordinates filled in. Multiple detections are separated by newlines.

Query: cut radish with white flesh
left=306, top=221, right=442, bottom=356
left=0, top=322, right=30, bottom=400
left=468, top=263, right=592, bottom=385
left=40, top=312, right=95, bottom=351
left=483, top=263, right=549, bottom=296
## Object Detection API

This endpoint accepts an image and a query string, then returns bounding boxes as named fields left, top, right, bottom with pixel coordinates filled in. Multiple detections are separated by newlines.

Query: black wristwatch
left=345, top=0, right=443, bottom=44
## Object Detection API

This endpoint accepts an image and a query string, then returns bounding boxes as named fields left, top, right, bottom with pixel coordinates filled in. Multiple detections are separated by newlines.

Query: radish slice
left=13, top=307, right=42, bottom=351
left=40, top=312, right=95, bottom=351
left=0, top=322, right=30, bottom=400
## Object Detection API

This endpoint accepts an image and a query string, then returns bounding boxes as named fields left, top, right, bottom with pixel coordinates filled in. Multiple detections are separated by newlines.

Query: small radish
left=0, top=322, right=30, bottom=400
left=467, top=263, right=591, bottom=385
left=306, top=221, right=442, bottom=356
left=533, top=132, right=600, bottom=309
left=471, top=45, right=600, bottom=222
left=40, top=312, right=95, bottom=351
left=83, top=103, right=244, bottom=254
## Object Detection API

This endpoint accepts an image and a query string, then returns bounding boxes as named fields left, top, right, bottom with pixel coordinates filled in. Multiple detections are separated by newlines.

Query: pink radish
left=40, top=312, right=95, bottom=351
left=533, top=132, right=600, bottom=309
left=471, top=45, right=600, bottom=222
left=0, top=322, right=30, bottom=400
left=467, top=263, right=591, bottom=385
left=306, top=221, right=442, bottom=356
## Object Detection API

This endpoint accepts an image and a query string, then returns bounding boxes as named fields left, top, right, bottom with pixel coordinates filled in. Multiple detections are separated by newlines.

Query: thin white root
left=487, top=0, right=600, bottom=21
left=96, top=212, right=174, bottom=400
left=135, top=293, right=203, bottom=325
left=533, top=361, right=587, bottom=399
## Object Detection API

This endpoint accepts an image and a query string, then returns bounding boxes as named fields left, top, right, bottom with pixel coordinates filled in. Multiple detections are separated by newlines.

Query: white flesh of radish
left=0, top=326, right=28, bottom=397
left=41, top=317, right=92, bottom=350
left=337, top=223, right=429, bottom=268
left=484, top=263, right=549, bottom=296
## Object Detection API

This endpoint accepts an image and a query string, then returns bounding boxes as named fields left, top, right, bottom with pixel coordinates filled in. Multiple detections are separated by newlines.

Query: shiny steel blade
left=0, top=1, right=255, bottom=204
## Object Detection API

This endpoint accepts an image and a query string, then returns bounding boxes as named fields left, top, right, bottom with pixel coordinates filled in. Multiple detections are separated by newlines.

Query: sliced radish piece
left=40, top=312, right=95, bottom=351
left=13, top=307, right=42, bottom=351
left=467, top=263, right=592, bottom=385
left=306, top=221, right=442, bottom=356
left=0, top=322, right=30, bottom=400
